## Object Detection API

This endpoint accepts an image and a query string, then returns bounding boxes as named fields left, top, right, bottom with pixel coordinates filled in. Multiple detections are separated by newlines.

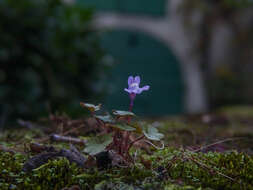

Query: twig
left=62, top=124, right=86, bottom=136
left=0, top=145, right=17, bottom=154
left=36, top=124, right=86, bottom=143
left=22, top=144, right=87, bottom=172
left=17, top=119, right=41, bottom=130
left=191, top=137, right=246, bottom=153
left=122, top=131, right=130, bottom=152
left=187, top=154, right=237, bottom=182
left=143, top=140, right=164, bottom=150
left=50, top=134, right=87, bottom=145
left=95, top=118, right=107, bottom=132
left=36, top=136, right=50, bottom=143
left=29, top=143, right=56, bottom=153
left=127, top=135, right=145, bottom=151
left=179, top=149, right=238, bottom=183
left=165, top=149, right=238, bottom=183
left=165, top=155, right=180, bottom=171
left=0, top=145, right=25, bottom=154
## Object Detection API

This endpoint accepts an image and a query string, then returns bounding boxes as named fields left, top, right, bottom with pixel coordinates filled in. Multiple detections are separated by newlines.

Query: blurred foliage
left=209, top=66, right=242, bottom=107
left=223, top=0, right=253, bottom=8
left=181, top=0, right=253, bottom=108
left=0, top=0, right=107, bottom=125
left=219, top=105, right=253, bottom=118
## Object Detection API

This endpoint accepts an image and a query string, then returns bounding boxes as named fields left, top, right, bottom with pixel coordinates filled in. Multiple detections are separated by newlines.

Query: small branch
left=50, top=134, right=87, bottom=145
left=165, top=155, right=180, bottom=171
left=29, top=143, right=56, bottom=153
left=143, top=140, right=164, bottom=150
left=122, top=131, right=130, bottom=152
left=62, top=124, right=86, bottom=136
left=17, top=119, right=41, bottom=130
left=36, top=136, right=50, bottom=143
left=95, top=118, right=107, bottom=132
left=36, top=124, right=86, bottom=144
left=127, top=135, right=145, bottom=151
left=178, top=149, right=238, bottom=183
left=187, top=154, right=237, bottom=182
left=22, top=144, right=87, bottom=172
left=0, top=145, right=17, bottom=154
left=191, top=137, right=246, bottom=153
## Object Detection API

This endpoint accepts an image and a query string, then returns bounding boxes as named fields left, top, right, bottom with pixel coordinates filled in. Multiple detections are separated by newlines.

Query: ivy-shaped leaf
left=142, top=125, right=164, bottom=141
left=94, top=114, right=114, bottom=123
left=83, top=134, right=113, bottom=155
left=130, top=122, right=143, bottom=134
left=112, top=110, right=135, bottom=117
left=109, top=124, right=136, bottom=131
left=80, top=102, right=101, bottom=112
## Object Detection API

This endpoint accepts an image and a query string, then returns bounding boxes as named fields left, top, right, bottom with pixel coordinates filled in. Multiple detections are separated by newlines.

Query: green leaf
left=80, top=102, right=101, bottom=112
left=112, top=110, right=135, bottom=117
left=83, top=134, right=113, bottom=155
left=142, top=125, right=164, bottom=141
left=110, top=124, right=136, bottom=131
left=130, top=122, right=143, bottom=134
left=95, top=114, right=114, bottom=123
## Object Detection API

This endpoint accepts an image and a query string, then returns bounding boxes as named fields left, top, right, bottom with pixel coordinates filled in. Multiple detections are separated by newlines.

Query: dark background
left=1, top=0, right=253, bottom=127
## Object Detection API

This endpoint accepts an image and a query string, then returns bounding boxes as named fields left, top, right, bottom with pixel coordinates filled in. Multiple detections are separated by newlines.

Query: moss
left=0, top=152, right=81, bottom=190
left=0, top=151, right=152, bottom=189
left=148, top=148, right=253, bottom=190
left=218, top=105, right=253, bottom=118
left=1, top=148, right=253, bottom=190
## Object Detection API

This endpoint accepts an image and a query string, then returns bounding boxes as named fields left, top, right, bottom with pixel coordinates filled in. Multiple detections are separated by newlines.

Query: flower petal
left=128, top=76, right=134, bottom=86
left=135, top=88, right=142, bottom=94
left=134, top=76, right=140, bottom=85
left=135, top=85, right=150, bottom=94
left=124, top=88, right=132, bottom=94
left=142, top=85, right=150, bottom=91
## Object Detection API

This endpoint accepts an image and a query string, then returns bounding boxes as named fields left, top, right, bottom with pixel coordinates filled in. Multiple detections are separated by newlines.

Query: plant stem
left=128, top=93, right=136, bottom=112
left=129, top=99, right=134, bottom=112
left=122, top=131, right=130, bottom=154
left=127, top=135, right=145, bottom=152
left=122, top=93, right=136, bottom=155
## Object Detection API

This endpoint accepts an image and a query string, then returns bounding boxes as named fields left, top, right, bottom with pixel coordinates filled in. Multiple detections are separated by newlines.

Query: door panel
left=77, top=0, right=167, bottom=16
left=100, top=30, right=184, bottom=115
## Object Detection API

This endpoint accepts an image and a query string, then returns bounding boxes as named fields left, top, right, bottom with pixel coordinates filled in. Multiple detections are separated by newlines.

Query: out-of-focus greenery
left=0, top=0, right=107, bottom=125
left=223, top=0, right=253, bottom=8
left=210, top=66, right=242, bottom=107
left=181, top=0, right=253, bottom=108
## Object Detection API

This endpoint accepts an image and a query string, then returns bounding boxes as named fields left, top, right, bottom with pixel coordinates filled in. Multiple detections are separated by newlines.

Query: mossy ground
left=0, top=106, right=253, bottom=190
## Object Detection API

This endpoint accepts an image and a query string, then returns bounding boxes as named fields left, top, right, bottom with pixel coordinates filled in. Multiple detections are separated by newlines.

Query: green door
left=101, top=30, right=184, bottom=115
left=77, top=0, right=166, bottom=16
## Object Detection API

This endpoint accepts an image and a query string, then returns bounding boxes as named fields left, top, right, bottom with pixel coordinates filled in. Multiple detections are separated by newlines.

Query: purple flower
left=125, top=76, right=150, bottom=112
left=124, top=76, right=150, bottom=95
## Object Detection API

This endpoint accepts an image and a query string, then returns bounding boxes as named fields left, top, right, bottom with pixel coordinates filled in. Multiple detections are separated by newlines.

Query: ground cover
left=0, top=106, right=253, bottom=190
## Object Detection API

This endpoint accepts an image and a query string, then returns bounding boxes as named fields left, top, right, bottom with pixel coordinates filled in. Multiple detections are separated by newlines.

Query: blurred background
left=1, top=0, right=253, bottom=127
